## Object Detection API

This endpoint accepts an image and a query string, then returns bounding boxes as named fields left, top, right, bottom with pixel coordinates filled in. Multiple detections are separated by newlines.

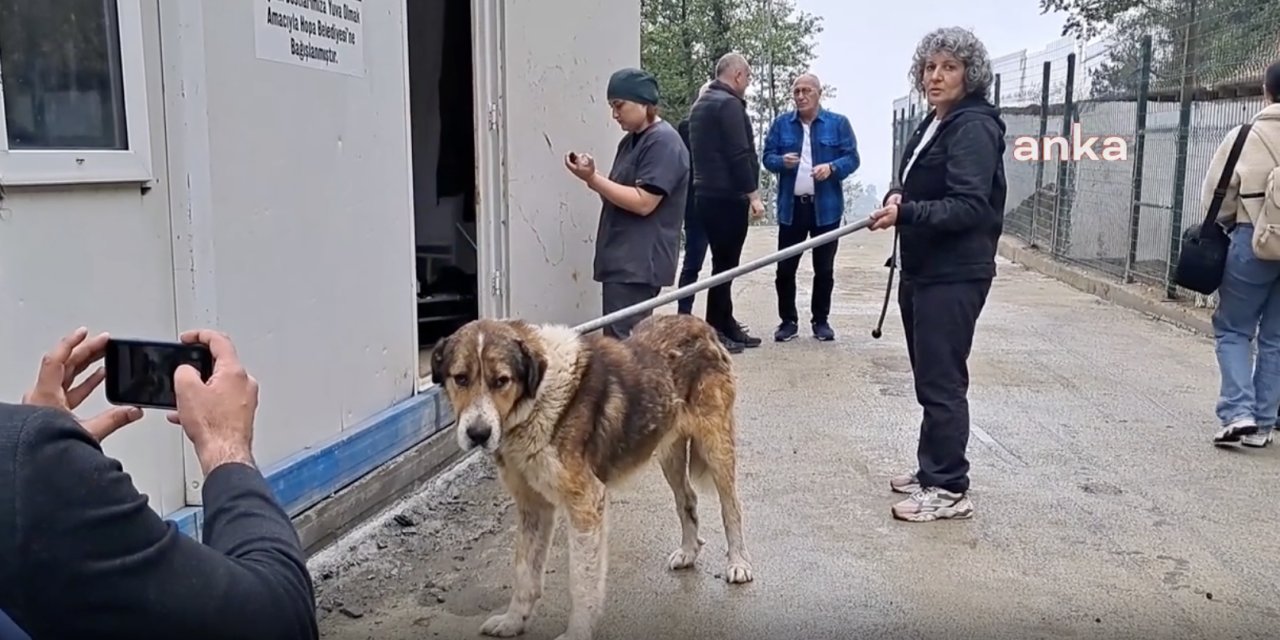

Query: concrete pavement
left=311, top=226, right=1280, bottom=640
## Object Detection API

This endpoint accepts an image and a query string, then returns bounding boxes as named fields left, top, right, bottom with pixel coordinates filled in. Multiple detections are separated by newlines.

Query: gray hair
left=715, top=52, right=749, bottom=78
left=909, top=27, right=994, bottom=100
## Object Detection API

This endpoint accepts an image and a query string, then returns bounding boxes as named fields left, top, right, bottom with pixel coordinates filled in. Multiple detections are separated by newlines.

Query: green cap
left=607, top=68, right=660, bottom=106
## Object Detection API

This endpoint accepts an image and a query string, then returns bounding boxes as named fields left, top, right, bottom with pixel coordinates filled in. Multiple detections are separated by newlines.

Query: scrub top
left=592, top=119, right=690, bottom=287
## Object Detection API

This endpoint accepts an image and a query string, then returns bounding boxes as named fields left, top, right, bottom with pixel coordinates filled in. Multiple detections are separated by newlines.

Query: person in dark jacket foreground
left=0, top=326, right=318, bottom=639
left=869, top=26, right=1008, bottom=523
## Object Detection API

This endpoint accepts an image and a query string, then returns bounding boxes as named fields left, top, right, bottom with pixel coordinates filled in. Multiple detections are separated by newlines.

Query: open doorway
left=408, top=0, right=479, bottom=386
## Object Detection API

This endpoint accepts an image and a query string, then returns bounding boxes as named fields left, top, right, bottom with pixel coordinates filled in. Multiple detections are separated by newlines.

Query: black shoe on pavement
left=726, top=322, right=762, bottom=348
left=812, top=321, right=835, bottom=341
left=774, top=321, right=799, bottom=342
left=717, top=331, right=745, bottom=354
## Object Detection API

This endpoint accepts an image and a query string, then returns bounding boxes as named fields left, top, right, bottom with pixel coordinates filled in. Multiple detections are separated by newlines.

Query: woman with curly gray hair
left=869, top=26, right=1008, bottom=523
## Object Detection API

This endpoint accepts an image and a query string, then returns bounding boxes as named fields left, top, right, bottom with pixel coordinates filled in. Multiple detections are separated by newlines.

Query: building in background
left=0, top=0, right=639, bottom=548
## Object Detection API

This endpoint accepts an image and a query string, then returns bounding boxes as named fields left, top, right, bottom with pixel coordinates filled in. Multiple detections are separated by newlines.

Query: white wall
left=0, top=2, right=186, bottom=515
left=500, top=0, right=643, bottom=327
left=171, top=0, right=418, bottom=478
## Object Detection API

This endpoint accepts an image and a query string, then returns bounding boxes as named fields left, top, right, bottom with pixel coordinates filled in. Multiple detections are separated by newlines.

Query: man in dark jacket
left=0, top=327, right=318, bottom=639
left=687, top=52, right=764, bottom=352
left=869, top=27, right=1007, bottom=523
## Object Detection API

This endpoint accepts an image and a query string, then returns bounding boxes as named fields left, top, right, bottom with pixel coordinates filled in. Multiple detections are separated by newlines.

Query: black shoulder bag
left=1174, top=123, right=1253, bottom=294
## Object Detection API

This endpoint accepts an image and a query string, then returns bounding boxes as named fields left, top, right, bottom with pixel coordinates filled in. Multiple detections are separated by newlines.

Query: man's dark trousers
left=695, top=193, right=749, bottom=333
left=676, top=212, right=709, bottom=314
left=775, top=196, right=838, bottom=325
left=897, top=275, right=992, bottom=494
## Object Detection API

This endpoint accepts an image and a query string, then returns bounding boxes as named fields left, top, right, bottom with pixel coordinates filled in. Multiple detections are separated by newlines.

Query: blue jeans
left=1213, top=224, right=1280, bottom=431
left=676, top=212, right=709, bottom=314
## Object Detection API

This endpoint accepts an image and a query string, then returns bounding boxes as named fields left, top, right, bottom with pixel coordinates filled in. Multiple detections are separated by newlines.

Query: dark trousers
left=602, top=282, right=661, bottom=340
left=676, top=209, right=709, bottom=314
left=898, top=275, right=992, bottom=494
left=775, top=197, right=839, bottom=324
left=695, top=194, right=750, bottom=333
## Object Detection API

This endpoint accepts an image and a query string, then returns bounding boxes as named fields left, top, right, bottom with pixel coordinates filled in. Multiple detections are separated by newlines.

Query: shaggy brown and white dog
left=430, top=313, right=753, bottom=640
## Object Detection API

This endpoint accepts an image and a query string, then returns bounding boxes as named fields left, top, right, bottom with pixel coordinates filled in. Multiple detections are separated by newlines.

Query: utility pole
left=766, top=0, right=777, bottom=121
left=1165, top=0, right=1199, bottom=297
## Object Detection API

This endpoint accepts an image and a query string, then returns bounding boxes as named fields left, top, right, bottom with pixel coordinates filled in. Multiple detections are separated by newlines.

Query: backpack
left=1249, top=128, right=1280, bottom=260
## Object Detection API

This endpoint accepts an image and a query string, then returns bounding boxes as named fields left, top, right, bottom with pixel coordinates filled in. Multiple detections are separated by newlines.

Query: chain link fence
left=891, top=0, right=1280, bottom=302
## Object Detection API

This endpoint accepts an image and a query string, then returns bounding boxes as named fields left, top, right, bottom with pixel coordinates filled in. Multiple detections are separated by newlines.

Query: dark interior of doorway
left=408, top=0, right=479, bottom=383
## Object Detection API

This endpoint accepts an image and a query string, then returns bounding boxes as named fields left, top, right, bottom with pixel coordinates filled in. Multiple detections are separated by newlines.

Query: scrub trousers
left=602, top=282, right=661, bottom=340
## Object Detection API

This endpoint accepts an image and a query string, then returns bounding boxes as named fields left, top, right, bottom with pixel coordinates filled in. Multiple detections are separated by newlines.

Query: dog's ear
left=515, top=339, right=546, bottom=396
left=430, top=335, right=453, bottom=384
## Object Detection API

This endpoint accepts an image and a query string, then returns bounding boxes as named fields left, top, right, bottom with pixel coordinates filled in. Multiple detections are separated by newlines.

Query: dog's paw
left=480, top=612, right=526, bottom=637
left=724, top=559, right=754, bottom=584
left=667, top=545, right=700, bottom=570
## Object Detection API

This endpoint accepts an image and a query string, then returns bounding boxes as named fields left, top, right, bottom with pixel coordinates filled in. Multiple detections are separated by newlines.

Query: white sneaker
left=1214, top=419, right=1259, bottom=445
left=1242, top=430, right=1274, bottom=448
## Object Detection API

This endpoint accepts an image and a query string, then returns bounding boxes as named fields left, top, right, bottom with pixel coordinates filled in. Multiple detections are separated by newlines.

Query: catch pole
left=572, top=214, right=878, bottom=335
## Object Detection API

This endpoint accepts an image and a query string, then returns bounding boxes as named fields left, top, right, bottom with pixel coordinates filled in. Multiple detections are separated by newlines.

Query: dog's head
left=430, top=319, right=547, bottom=453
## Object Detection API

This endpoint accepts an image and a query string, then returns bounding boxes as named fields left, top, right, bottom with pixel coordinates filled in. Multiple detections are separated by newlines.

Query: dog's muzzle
left=464, top=421, right=494, bottom=448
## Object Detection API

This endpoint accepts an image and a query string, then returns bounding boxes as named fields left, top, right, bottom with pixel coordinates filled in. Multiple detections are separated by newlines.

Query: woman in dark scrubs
left=564, top=68, right=691, bottom=340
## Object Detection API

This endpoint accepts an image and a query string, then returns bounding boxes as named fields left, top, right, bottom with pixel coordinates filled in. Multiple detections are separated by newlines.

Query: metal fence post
left=1051, top=52, right=1076, bottom=258
left=1167, top=35, right=1192, bottom=296
left=896, top=107, right=906, bottom=177
left=994, top=73, right=1002, bottom=108
left=1032, top=60, right=1051, bottom=248
left=1123, top=35, right=1152, bottom=283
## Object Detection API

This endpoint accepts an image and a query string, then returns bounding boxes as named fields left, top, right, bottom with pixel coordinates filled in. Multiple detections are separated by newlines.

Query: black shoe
left=725, top=323, right=762, bottom=348
left=717, top=331, right=745, bottom=354
left=774, top=321, right=799, bottom=342
left=812, top=321, right=835, bottom=341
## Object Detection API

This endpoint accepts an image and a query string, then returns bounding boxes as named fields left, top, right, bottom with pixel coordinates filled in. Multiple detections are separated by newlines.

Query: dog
left=430, top=313, right=753, bottom=639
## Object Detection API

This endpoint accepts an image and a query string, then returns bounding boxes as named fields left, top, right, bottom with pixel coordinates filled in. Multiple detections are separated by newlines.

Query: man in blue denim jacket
left=762, top=73, right=860, bottom=342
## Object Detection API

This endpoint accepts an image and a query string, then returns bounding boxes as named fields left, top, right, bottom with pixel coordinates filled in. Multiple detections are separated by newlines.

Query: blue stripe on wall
left=165, top=385, right=453, bottom=541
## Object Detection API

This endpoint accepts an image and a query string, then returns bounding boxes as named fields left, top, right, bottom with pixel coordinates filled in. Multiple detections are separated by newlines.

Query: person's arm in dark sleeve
left=11, top=407, right=317, bottom=640
left=830, top=117, right=861, bottom=180
left=896, top=120, right=1001, bottom=232
left=720, top=99, right=760, bottom=195
left=588, top=131, right=689, bottom=217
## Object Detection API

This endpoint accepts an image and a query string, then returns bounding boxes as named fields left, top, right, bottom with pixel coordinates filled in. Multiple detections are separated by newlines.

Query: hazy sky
left=794, top=0, right=1071, bottom=195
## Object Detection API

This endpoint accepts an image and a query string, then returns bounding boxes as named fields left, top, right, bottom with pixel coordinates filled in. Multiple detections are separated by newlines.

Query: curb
left=996, top=235, right=1214, bottom=337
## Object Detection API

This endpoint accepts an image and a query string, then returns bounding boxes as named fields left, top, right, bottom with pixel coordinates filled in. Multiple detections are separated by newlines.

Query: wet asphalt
left=311, top=226, right=1280, bottom=640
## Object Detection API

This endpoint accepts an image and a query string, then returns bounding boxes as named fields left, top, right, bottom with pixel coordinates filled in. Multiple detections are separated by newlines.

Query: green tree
left=641, top=0, right=826, bottom=225
left=1039, top=0, right=1280, bottom=98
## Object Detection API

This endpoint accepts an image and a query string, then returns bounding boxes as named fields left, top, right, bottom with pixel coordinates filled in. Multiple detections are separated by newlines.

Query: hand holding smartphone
left=105, top=338, right=214, bottom=410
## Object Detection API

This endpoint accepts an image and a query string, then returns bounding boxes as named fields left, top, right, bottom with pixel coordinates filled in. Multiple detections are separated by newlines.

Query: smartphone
left=104, top=338, right=214, bottom=410
left=568, top=151, right=578, bottom=164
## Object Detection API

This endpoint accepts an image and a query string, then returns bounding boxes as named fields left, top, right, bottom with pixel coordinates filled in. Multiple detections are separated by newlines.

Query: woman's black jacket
left=883, top=94, right=1008, bottom=284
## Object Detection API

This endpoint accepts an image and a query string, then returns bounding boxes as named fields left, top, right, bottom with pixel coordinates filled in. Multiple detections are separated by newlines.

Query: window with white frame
left=0, top=0, right=151, bottom=186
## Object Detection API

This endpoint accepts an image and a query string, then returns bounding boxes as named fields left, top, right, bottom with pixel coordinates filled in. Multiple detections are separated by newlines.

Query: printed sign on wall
left=255, top=0, right=365, bottom=77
